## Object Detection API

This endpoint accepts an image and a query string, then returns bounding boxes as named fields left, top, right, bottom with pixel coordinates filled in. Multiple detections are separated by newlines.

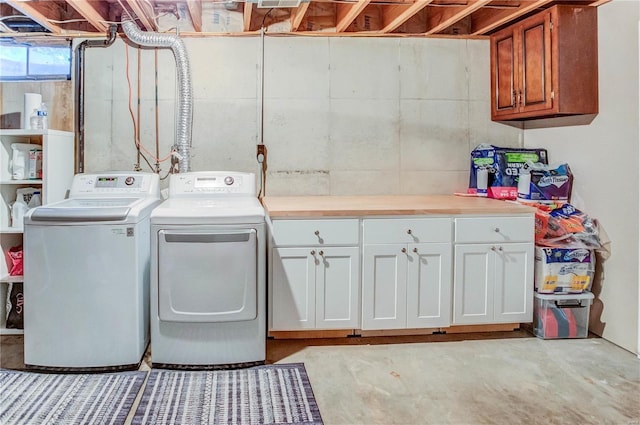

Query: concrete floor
left=2, top=332, right=639, bottom=424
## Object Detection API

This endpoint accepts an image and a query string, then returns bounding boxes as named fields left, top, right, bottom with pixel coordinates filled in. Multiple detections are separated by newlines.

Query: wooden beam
left=64, top=0, right=109, bottom=32
left=470, top=0, right=554, bottom=35
left=379, top=0, right=433, bottom=34
left=243, top=2, right=253, bottom=31
left=336, top=0, right=371, bottom=33
left=425, top=0, right=491, bottom=35
left=186, top=0, right=203, bottom=32
left=290, top=2, right=311, bottom=32
left=5, top=0, right=62, bottom=34
left=122, top=0, right=157, bottom=31
left=588, top=0, right=611, bottom=6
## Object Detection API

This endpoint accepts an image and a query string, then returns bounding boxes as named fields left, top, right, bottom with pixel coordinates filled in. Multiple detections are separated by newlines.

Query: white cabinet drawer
left=455, top=216, right=533, bottom=243
left=271, top=219, right=359, bottom=246
left=363, top=218, right=451, bottom=244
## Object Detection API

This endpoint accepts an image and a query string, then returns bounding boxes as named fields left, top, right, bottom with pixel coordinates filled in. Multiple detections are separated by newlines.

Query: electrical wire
left=124, top=41, right=175, bottom=167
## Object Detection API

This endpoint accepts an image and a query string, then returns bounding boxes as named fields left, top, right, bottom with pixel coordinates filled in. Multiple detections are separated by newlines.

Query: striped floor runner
left=134, top=363, right=323, bottom=425
left=0, top=368, right=146, bottom=425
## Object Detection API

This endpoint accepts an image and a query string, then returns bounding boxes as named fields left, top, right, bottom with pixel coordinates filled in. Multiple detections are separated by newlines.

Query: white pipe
left=121, top=19, right=192, bottom=172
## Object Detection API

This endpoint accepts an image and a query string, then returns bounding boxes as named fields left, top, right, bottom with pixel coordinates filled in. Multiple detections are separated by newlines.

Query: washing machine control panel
left=169, top=172, right=256, bottom=197
left=70, top=173, right=159, bottom=197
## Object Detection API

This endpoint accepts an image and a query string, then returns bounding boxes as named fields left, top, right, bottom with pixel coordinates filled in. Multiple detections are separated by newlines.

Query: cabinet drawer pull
left=494, top=227, right=500, bottom=233
left=319, top=250, right=324, bottom=256
left=490, top=246, right=496, bottom=251
left=314, top=230, right=320, bottom=236
left=310, top=250, right=316, bottom=255
left=413, top=247, right=418, bottom=253
left=407, top=229, right=412, bottom=235
left=401, top=248, right=407, bottom=253
left=498, top=246, right=503, bottom=252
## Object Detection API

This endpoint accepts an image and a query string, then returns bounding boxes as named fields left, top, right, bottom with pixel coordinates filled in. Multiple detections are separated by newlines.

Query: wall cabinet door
left=271, top=246, right=359, bottom=330
left=362, top=244, right=407, bottom=330
left=315, top=247, right=359, bottom=329
left=271, top=247, right=316, bottom=330
left=490, top=5, right=597, bottom=121
left=453, top=243, right=533, bottom=325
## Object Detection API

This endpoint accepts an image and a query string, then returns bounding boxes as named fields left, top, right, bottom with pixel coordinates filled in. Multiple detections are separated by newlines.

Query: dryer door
left=158, top=229, right=257, bottom=322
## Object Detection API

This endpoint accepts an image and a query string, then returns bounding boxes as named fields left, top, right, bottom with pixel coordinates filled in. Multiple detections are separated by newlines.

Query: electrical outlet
left=256, top=144, right=267, bottom=163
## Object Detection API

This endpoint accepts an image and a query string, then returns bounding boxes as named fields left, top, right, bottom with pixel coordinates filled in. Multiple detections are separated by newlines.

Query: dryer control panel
left=169, top=172, right=256, bottom=197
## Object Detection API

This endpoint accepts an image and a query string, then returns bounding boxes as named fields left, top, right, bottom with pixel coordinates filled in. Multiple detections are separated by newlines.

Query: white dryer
left=150, top=171, right=265, bottom=368
left=23, top=172, right=161, bottom=371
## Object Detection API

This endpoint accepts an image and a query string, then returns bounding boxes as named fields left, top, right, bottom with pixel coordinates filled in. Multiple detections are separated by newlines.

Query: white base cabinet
left=271, top=246, right=359, bottom=330
left=453, top=217, right=534, bottom=325
left=268, top=211, right=535, bottom=334
left=362, top=242, right=451, bottom=330
left=269, top=219, right=360, bottom=331
left=361, top=218, right=452, bottom=330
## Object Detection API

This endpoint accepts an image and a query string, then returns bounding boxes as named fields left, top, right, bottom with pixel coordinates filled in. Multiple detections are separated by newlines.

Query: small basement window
left=0, top=39, right=71, bottom=81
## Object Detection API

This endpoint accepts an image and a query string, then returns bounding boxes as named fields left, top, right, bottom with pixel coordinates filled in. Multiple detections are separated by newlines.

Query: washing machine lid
left=151, top=197, right=265, bottom=225
left=26, top=197, right=161, bottom=224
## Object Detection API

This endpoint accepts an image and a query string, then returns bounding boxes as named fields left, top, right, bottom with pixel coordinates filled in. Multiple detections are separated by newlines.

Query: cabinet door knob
left=314, top=230, right=320, bottom=236
left=319, top=250, right=324, bottom=256
left=498, top=246, right=503, bottom=251
left=401, top=248, right=407, bottom=253
left=490, top=246, right=496, bottom=251
left=310, top=250, right=316, bottom=255
left=494, top=228, right=500, bottom=233
left=413, top=247, right=418, bottom=253
left=407, top=229, right=412, bottom=235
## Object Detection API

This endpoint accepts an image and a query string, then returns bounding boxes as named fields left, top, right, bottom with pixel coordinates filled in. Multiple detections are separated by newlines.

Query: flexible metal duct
left=121, top=19, right=192, bottom=172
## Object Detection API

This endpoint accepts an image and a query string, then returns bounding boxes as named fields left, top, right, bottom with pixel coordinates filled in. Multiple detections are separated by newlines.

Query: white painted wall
left=524, top=0, right=640, bottom=354
left=75, top=36, right=521, bottom=194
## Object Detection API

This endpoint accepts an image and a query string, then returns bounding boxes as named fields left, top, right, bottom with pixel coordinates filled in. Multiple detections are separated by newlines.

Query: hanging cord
left=135, top=47, right=142, bottom=171
left=257, top=11, right=273, bottom=200
left=154, top=48, right=161, bottom=173
left=124, top=41, right=175, bottom=168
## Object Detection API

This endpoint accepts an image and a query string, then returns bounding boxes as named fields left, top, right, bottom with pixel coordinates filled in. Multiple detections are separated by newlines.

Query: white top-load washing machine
left=150, top=171, right=265, bottom=368
left=23, top=172, right=161, bottom=371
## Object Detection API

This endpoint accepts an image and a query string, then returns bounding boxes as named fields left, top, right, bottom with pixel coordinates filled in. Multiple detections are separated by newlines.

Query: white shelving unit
left=0, top=129, right=74, bottom=335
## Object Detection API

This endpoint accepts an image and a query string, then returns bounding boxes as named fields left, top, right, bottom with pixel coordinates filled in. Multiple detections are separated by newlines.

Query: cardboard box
left=534, top=247, right=595, bottom=294
left=534, top=292, right=593, bottom=339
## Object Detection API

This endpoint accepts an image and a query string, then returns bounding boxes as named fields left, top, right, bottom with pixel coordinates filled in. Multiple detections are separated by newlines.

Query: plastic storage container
left=534, top=291, right=594, bottom=339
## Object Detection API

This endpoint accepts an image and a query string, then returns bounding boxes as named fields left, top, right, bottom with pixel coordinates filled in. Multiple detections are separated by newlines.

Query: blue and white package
left=534, top=247, right=595, bottom=294
left=468, top=144, right=548, bottom=199
left=518, top=163, right=573, bottom=203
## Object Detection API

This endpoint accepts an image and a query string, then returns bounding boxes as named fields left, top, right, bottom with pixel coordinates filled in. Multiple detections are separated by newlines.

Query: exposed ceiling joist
left=186, top=0, right=203, bottom=33
left=5, top=0, right=63, bottom=34
left=470, top=0, right=554, bottom=35
left=1, top=0, right=609, bottom=38
left=425, top=0, right=491, bottom=35
left=380, top=0, right=434, bottom=34
left=243, top=3, right=253, bottom=31
left=291, top=2, right=311, bottom=32
left=64, top=0, right=109, bottom=33
left=336, top=0, right=371, bottom=33
left=121, top=0, right=157, bottom=32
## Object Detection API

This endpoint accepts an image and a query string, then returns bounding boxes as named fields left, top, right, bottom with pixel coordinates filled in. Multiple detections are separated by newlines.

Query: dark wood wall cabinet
left=490, top=5, right=598, bottom=121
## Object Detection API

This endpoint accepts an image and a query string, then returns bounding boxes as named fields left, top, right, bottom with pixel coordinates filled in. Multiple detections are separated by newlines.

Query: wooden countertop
left=261, top=195, right=536, bottom=217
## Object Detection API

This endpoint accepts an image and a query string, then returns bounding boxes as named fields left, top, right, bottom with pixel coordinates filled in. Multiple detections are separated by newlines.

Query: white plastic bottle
left=38, top=102, right=48, bottom=130
left=11, top=194, right=28, bottom=229
left=29, top=108, right=39, bottom=130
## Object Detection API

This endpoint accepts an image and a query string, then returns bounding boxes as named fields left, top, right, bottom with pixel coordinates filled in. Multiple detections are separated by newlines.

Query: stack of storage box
left=533, top=247, right=595, bottom=339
